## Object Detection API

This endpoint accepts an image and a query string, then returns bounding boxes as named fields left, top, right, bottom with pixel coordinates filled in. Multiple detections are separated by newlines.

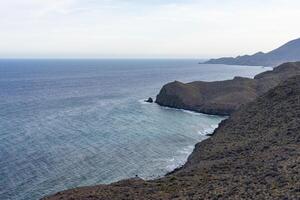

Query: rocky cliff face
left=156, top=62, right=300, bottom=115
left=204, top=38, right=300, bottom=66
left=43, top=75, right=300, bottom=200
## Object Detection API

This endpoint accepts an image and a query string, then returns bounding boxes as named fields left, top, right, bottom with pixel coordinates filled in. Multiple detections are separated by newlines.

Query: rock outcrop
left=145, top=97, right=153, bottom=103
left=156, top=62, right=300, bottom=115
left=43, top=75, right=300, bottom=200
left=203, top=38, right=300, bottom=66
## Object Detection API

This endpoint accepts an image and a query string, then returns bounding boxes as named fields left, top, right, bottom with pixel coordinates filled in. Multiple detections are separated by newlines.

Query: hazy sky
left=1, top=0, right=300, bottom=58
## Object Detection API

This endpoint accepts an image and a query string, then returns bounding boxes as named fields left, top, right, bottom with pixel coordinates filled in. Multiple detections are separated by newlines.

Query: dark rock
left=156, top=62, right=300, bottom=115
left=145, top=97, right=153, bottom=103
left=203, top=38, right=300, bottom=67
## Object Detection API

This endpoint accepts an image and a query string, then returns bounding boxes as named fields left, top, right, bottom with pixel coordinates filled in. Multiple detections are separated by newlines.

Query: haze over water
left=0, top=59, right=269, bottom=200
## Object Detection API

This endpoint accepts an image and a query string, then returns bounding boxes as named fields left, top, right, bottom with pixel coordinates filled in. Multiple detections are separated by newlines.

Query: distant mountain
left=204, top=38, right=300, bottom=67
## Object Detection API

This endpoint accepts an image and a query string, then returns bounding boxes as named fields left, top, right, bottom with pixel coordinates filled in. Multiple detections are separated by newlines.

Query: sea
left=0, top=59, right=270, bottom=200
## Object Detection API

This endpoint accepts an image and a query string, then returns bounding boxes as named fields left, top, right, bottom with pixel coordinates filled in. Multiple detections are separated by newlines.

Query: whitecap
left=178, top=145, right=194, bottom=155
left=161, top=106, right=203, bottom=116
left=138, top=99, right=152, bottom=105
left=164, top=145, right=195, bottom=171
left=198, top=124, right=219, bottom=135
left=181, top=110, right=203, bottom=116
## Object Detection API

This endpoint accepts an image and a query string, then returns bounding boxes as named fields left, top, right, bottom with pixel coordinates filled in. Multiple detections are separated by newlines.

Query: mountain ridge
left=204, top=38, right=300, bottom=67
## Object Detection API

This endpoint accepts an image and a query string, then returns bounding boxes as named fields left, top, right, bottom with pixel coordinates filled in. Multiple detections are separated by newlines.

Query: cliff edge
left=156, top=62, right=300, bottom=115
left=43, top=75, right=300, bottom=199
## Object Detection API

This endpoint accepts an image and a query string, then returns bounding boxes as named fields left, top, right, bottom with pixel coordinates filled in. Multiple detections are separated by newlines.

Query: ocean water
left=0, top=59, right=269, bottom=200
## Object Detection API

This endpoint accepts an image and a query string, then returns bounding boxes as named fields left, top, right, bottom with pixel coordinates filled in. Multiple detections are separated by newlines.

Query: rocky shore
left=156, top=62, right=300, bottom=115
left=43, top=73, right=300, bottom=199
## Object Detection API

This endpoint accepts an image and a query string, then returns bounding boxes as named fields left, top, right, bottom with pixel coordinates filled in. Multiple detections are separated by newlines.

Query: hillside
left=204, top=38, right=300, bottom=66
left=156, top=62, right=300, bottom=115
left=43, top=75, right=300, bottom=200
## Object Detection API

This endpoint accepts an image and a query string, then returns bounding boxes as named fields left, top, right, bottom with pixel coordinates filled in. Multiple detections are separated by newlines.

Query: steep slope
left=204, top=38, right=300, bottom=66
left=156, top=62, right=300, bottom=115
left=43, top=75, right=300, bottom=200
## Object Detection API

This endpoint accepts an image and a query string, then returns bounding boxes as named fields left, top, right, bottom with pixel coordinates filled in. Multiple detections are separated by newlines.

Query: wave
left=198, top=124, right=219, bottom=136
left=160, top=106, right=210, bottom=116
left=181, top=109, right=206, bottom=116
left=165, top=145, right=194, bottom=171
left=164, top=126, right=219, bottom=173
left=178, top=145, right=195, bottom=155
left=262, top=66, right=273, bottom=70
left=138, top=99, right=153, bottom=105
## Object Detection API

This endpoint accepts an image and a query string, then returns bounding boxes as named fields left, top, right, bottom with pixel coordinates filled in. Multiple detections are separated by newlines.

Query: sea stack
left=145, top=97, right=153, bottom=103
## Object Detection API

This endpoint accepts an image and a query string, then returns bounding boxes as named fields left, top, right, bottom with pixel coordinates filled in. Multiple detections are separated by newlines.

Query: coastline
left=155, top=62, right=300, bottom=175
left=140, top=101, right=226, bottom=178
left=165, top=110, right=228, bottom=176
left=40, top=64, right=272, bottom=198
left=155, top=62, right=300, bottom=115
left=2, top=61, right=267, bottom=200
left=44, top=75, right=300, bottom=199
left=159, top=104, right=229, bottom=117
left=158, top=104, right=231, bottom=117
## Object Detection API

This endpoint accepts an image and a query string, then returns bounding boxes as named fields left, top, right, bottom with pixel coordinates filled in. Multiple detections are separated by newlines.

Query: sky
left=0, top=0, right=300, bottom=58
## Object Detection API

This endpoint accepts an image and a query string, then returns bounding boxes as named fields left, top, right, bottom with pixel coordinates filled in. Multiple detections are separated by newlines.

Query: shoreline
left=153, top=64, right=286, bottom=176
left=43, top=64, right=300, bottom=199
left=3, top=61, right=266, bottom=200
left=141, top=102, right=226, bottom=179
left=155, top=62, right=300, bottom=116
left=164, top=113, right=225, bottom=176
left=158, top=103, right=230, bottom=117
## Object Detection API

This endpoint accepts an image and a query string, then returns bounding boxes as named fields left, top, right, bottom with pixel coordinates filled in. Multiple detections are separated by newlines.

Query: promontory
left=156, top=62, right=300, bottom=115
left=43, top=68, right=300, bottom=199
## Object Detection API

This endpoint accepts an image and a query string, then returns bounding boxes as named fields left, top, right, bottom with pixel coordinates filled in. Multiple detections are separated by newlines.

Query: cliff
left=43, top=75, right=300, bottom=200
left=204, top=38, right=300, bottom=66
left=156, top=62, right=300, bottom=115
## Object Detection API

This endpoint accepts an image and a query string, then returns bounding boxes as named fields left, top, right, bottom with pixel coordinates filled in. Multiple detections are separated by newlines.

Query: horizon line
left=0, top=57, right=209, bottom=60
